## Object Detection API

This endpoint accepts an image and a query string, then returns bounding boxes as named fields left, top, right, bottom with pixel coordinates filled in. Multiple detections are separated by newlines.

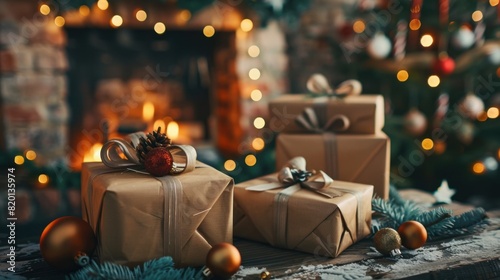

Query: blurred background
left=1, top=0, right=499, bottom=235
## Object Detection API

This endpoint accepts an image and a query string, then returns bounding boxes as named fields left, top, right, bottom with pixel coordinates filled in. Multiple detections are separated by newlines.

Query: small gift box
left=81, top=133, right=234, bottom=267
left=269, top=75, right=384, bottom=134
left=276, top=133, right=390, bottom=199
left=234, top=157, right=373, bottom=257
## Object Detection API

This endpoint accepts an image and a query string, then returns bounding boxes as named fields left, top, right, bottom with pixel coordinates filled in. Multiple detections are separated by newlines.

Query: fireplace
left=65, top=27, right=241, bottom=169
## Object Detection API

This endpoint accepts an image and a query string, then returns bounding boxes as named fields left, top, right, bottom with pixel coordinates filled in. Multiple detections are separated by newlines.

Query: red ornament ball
left=144, top=147, right=173, bottom=177
left=206, top=243, right=241, bottom=279
left=40, top=216, right=97, bottom=271
left=398, top=221, right=428, bottom=250
left=433, top=56, right=455, bottom=76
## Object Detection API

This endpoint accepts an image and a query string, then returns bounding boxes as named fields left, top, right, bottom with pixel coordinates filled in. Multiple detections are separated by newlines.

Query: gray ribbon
left=306, top=73, right=363, bottom=97
left=295, top=107, right=351, bottom=133
left=100, top=132, right=197, bottom=175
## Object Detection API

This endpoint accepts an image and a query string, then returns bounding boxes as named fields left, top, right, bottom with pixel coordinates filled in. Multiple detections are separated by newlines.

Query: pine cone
left=136, top=127, right=172, bottom=163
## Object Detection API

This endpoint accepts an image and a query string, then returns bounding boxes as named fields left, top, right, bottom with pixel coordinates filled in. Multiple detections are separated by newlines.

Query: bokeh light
left=224, top=160, right=236, bottom=171
left=253, top=117, right=265, bottom=129
left=397, top=70, right=409, bottom=82
left=26, top=150, right=37, bottom=161
left=427, top=75, right=440, bottom=87
left=252, top=138, right=265, bottom=151
left=248, top=45, right=260, bottom=57
left=110, top=15, right=123, bottom=27
left=245, top=155, right=257, bottom=166
left=250, top=89, right=262, bottom=101
left=14, top=156, right=24, bottom=165
left=154, top=22, right=166, bottom=34
left=240, top=19, right=253, bottom=32
left=203, top=25, right=215, bottom=37
left=421, top=138, right=434, bottom=150
left=136, top=10, right=147, bottom=22
left=353, top=20, right=365, bottom=33
left=420, top=34, right=434, bottom=47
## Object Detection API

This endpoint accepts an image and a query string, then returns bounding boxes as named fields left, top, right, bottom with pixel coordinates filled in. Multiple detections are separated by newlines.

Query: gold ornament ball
left=373, top=228, right=402, bottom=257
left=206, top=242, right=241, bottom=279
left=40, top=216, right=97, bottom=271
left=398, top=221, right=428, bottom=250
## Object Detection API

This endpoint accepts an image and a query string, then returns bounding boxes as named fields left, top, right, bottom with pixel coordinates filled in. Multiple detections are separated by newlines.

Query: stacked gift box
left=233, top=77, right=389, bottom=257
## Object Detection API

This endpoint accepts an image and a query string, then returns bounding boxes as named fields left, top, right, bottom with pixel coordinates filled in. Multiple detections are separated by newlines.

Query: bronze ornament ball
left=39, top=216, right=97, bottom=271
left=398, top=220, right=428, bottom=250
left=206, top=242, right=241, bottom=279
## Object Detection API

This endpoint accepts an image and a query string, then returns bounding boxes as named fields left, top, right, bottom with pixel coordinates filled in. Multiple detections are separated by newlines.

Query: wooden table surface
left=1, top=189, right=499, bottom=279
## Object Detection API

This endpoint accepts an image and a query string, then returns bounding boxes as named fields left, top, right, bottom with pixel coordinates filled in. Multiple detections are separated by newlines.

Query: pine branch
left=414, top=207, right=453, bottom=227
left=448, top=208, right=487, bottom=229
left=388, top=185, right=405, bottom=206
left=66, top=257, right=202, bottom=280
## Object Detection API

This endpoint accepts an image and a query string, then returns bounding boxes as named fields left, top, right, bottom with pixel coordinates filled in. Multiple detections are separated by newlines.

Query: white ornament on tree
left=451, top=26, right=475, bottom=49
left=367, top=33, right=392, bottom=59
left=459, top=94, right=484, bottom=119
left=488, top=47, right=500, bottom=65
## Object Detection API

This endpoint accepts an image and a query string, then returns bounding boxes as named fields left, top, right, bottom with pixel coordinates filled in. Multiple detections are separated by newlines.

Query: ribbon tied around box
left=100, top=132, right=197, bottom=175
left=295, top=107, right=351, bottom=133
left=306, top=73, right=362, bottom=98
left=246, top=157, right=342, bottom=198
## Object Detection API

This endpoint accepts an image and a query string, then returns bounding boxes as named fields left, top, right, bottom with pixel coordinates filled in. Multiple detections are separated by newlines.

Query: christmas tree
left=332, top=0, right=500, bottom=203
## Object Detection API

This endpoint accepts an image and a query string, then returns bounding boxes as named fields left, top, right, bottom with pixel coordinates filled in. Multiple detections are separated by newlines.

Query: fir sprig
left=67, top=257, right=203, bottom=280
left=371, top=187, right=488, bottom=241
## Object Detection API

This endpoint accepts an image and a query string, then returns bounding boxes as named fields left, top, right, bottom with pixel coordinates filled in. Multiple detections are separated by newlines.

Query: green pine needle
left=371, top=189, right=487, bottom=241
left=66, top=257, right=203, bottom=280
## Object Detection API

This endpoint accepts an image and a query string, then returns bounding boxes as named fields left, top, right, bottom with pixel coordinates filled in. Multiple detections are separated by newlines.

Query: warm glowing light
left=472, top=11, right=483, bottom=22
left=178, top=10, right=191, bottom=23
left=26, top=150, right=37, bottom=161
left=79, top=5, right=90, bottom=16
left=434, top=141, right=447, bottom=154
left=142, top=102, right=155, bottom=122
left=477, top=111, right=488, bottom=122
left=497, top=67, right=500, bottom=77
left=487, top=107, right=499, bottom=119
left=154, top=22, right=166, bottom=34
left=84, top=143, right=103, bottom=162
left=249, top=68, right=261, bottom=80
left=38, top=174, right=49, bottom=184
left=40, top=4, right=51, bottom=15
left=491, top=0, right=499, bottom=6
left=14, top=156, right=24, bottom=165
left=472, top=162, right=486, bottom=174
left=421, top=138, right=434, bottom=150
left=428, top=75, right=440, bottom=87
left=245, top=154, right=257, bottom=166
left=397, top=70, right=409, bottom=82
left=250, top=89, right=262, bottom=101
left=203, top=25, right=215, bottom=37
left=420, top=34, right=434, bottom=47
left=353, top=20, right=366, bottom=33
left=224, top=160, right=236, bottom=171
left=97, top=0, right=109, bottom=10
left=110, top=15, right=123, bottom=27
left=409, top=19, right=421, bottom=30
left=248, top=45, right=260, bottom=57
left=54, top=16, right=65, bottom=27
left=252, top=138, right=265, bottom=151
left=498, top=148, right=500, bottom=160
left=167, top=121, right=179, bottom=141
left=136, top=10, right=147, bottom=22
left=253, top=117, right=265, bottom=129
left=240, top=19, right=253, bottom=32
left=153, top=120, right=166, bottom=132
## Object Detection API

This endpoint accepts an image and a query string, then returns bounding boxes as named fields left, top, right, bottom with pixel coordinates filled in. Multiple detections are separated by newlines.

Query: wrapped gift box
left=276, top=133, right=390, bottom=199
left=82, top=162, right=234, bottom=267
left=234, top=174, right=373, bottom=257
left=269, top=94, right=384, bottom=134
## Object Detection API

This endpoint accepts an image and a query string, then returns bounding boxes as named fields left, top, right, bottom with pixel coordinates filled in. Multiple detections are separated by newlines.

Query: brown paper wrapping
left=269, top=94, right=384, bottom=134
left=81, top=162, right=234, bottom=267
left=276, top=133, right=390, bottom=199
left=234, top=175, right=373, bottom=257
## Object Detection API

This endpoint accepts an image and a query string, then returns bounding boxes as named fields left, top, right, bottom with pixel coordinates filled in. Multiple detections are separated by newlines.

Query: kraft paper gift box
left=269, top=94, right=384, bottom=134
left=234, top=157, right=373, bottom=257
left=276, top=132, right=390, bottom=199
left=82, top=161, right=234, bottom=267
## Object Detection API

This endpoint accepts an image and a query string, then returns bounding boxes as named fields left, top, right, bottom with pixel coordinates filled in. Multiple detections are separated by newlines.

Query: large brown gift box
left=276, top=133, right=390, bottom=199
left=269, top=94, right=384, bottom=134
left=82, top=162, right=234, bottom=267
left=234, top=173, right=373, bottom=257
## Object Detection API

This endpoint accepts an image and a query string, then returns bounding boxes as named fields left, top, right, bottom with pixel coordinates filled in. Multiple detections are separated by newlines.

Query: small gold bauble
left=374, top=228, right=402, bottom=257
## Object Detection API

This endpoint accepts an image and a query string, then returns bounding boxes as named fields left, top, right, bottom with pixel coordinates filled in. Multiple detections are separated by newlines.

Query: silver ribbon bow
left=306, top=73, right=362, bottom=97
left=100, top=132, right=197, bottom=175
left=246, top=157, right=341, bottom=198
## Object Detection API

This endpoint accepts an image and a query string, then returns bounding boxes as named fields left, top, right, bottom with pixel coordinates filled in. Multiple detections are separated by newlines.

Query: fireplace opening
left=65, top=27, right=239, bottom=169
